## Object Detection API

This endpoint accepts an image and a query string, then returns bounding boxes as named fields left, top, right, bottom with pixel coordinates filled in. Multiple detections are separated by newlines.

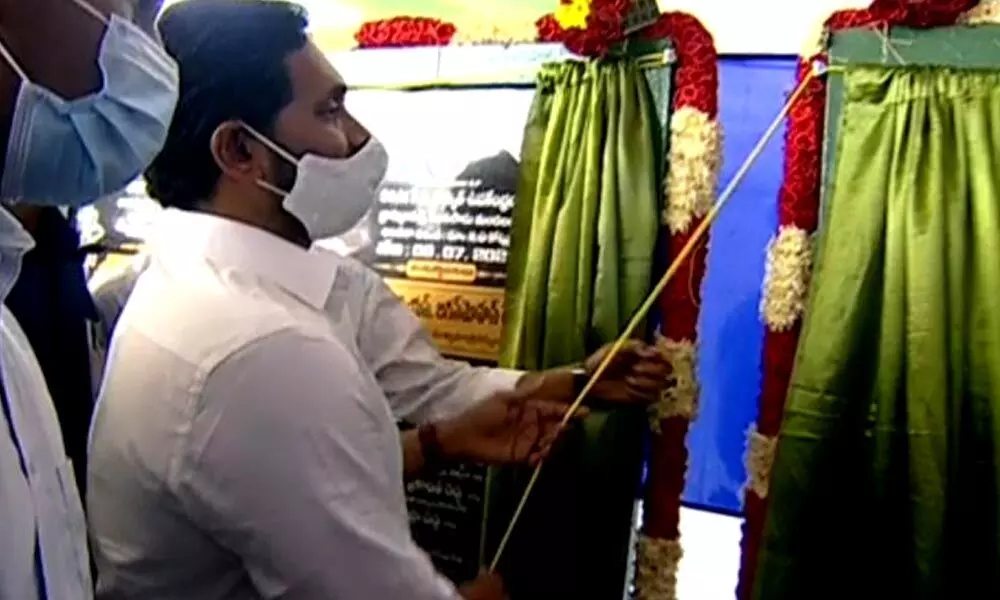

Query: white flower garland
left=744, top=424, right=778, bottom=499
left=634, top=535, right=683, bottom=600
left=759, top=224, right=813, bottom=332
left=662, top=107, right=722, bottom=234
left=648, top=336, right=699, bottom=432
left=958, top=0, right=1000, bottom=24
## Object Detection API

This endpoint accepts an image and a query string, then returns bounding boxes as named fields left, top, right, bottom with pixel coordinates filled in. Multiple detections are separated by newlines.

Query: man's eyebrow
left=330, top=83, right=347, bottom=101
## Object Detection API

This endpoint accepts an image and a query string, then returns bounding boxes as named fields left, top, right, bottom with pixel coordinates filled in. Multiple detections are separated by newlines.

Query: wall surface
left=160, top=0, right=875, bottom=55
left=658, top=0, right=870, bottom=54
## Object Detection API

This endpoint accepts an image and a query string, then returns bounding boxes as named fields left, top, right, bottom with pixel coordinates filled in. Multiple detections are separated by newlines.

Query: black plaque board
left=373, top=153, right=518, bottom=289
left=406, top=461, right=490, bottom=584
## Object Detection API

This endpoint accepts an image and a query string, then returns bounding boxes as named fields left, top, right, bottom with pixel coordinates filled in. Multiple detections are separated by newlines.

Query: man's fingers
left=501, top=378, right=544, bottom=402
left=636, top=344, right=660, bottom=358
left=626, top=374, right=666, bottom=393
left=529, top=444, right=553, bottom=465
left=620, top=339, right=645, bottom=354
left=527, top=400, right=571, bottom=419
left=529, top=429, right=560, bottom=464
left=631, top=357, right=672, bottom=378
left=514, top=402, right=584, bottom=460
left=525, top=400, right=589, bottom=422
left=535, top=436, right=556, bottom=458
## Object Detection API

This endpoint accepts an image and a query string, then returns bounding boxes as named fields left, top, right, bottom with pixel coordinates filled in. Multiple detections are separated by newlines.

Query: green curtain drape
left=485, top=59, right=660, bottom=599
left=755, top=66, right=1000, bottom=600
left=500, top=59, right=660, bottom=369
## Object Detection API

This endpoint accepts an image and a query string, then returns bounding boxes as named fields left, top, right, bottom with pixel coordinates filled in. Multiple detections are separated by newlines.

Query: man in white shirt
left=88, top=1, right=673, bottom=599
left=0, top=0, right=176, bottom=598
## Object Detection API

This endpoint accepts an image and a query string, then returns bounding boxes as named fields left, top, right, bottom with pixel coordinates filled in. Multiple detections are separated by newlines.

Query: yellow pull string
left=488, top=62, right=824, bottom=572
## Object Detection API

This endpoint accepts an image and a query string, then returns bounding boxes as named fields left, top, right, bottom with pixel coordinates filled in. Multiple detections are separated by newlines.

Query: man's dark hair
left=145, top=0, right=310, bottom=210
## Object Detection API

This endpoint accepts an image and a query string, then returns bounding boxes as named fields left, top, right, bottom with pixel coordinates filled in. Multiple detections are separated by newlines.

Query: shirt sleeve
left=356, top=271, right=523, bottom=424
left=175, top=329, right=461, bottom=600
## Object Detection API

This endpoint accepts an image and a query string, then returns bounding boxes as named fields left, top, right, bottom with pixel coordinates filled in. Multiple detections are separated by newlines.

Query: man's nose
left=345, top=112, right=371, bottom=155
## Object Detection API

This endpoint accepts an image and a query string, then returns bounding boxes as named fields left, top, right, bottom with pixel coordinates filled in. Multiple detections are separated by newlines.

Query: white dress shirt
left=89, top=209, right=519, bottom=600
left=88, top=243, right=519, bottom=423
left=88, top=252, right=149, bottom=395
left=0, top=208, right=92, bottom=600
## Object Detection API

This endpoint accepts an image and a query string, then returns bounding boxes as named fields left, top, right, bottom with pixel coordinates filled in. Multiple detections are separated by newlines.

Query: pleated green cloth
left=500, top=59, right=659, bottom=370
left=487, top=59, right=660, bottom=599
left=755, top=66, right=1000, bottom=600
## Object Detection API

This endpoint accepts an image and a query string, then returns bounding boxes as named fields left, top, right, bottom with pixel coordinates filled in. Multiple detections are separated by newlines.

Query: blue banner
left=682, top=57, right=798, bottom=514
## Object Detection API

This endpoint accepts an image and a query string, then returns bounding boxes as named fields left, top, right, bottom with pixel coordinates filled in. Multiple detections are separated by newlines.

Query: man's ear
left=210, top=121, right=267, bottom=184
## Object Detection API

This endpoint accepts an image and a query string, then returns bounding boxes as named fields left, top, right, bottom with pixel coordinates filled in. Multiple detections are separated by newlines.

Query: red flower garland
left=638, top=12, right=718, bottom=549
left=641, top=13, right=719, bottom=116
left=354, top=17, right=457, bottom=48
left=535, top=14, right=565, bottom=44
left=738, top=1, right=976, bottom=598
left=533, top=0, right=631, bottom=57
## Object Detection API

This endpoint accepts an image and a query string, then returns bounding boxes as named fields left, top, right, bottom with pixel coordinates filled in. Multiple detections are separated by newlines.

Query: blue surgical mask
left=0, top=0, right=179, bottom=208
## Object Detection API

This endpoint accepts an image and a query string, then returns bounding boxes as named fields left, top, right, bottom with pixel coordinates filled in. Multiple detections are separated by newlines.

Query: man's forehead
left=287, top=41, right=347, bottom=99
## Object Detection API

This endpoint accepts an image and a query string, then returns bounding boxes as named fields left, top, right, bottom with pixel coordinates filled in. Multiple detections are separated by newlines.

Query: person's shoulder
left=90, top=254, right=146, bottom=313
left=204, top=325, right=375, bottom=415
left=219, top=325, right=352, bottom=371
left=114, top=255, right=307, bottom=375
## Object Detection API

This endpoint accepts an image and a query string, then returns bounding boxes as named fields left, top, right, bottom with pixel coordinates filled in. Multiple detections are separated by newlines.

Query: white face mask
left=242, top=124, right=388, bottom=241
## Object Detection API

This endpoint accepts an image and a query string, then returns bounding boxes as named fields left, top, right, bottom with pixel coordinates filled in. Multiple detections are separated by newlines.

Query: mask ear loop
left=0, top=39, right=29, bottom=82
left=69, top=0, right=110, bottom=25
left=234, top=122, right=299, bottom=197
left=241, top=122, right=299, bottom=165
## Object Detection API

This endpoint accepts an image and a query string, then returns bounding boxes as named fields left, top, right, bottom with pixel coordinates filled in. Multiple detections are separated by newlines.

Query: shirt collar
left=150, top=209, right=338, bottom=309
left=0, top=207, right=35, bottom=303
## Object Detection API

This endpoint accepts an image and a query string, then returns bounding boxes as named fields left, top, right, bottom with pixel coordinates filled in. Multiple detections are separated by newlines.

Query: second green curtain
left=755, top=66, right=1000, bottom=600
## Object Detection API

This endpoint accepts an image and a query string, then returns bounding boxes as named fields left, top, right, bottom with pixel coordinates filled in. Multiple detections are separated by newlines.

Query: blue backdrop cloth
left=681, top=57, right=797, bottom=515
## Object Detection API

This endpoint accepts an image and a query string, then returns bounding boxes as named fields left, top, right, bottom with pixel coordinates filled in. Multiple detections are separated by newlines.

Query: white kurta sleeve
left=175, top=328, right=461, bottom=600
left=356, top=271, right=524, bottom=425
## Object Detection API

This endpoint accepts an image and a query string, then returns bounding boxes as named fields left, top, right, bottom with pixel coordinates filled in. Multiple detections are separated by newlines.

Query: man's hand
left=585, top=340, right=672, bottom=404
left=437, top=384, right=587, bottom=466
left=459, top=571, right=508, bottom=600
